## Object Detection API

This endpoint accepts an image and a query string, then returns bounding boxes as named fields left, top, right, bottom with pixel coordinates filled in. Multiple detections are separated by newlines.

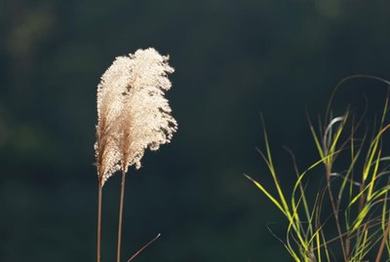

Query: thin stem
left=127, top=233, right=161, bottom=262
left=325, top=164, right=348, bottom=261
left=375, top=218, right=390, bottom=262
left=116, top=171, right=127, bottom=262
left=97, top=184, right=103, bottom=262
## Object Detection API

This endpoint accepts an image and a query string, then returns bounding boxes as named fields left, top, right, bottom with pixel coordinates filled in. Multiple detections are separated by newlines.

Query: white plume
left=95, top=48, right=177, bottom=186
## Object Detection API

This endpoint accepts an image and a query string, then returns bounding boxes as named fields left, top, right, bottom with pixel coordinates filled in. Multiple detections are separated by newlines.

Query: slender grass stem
left=325, top=164, right=348, bottom=261
left=375, top=218, right=390, bottom=262
left=116, top=171, right=127, bottom=262
left=127, top=233, right=161, bottom=262
left=97, top=183, right=103, bottom=262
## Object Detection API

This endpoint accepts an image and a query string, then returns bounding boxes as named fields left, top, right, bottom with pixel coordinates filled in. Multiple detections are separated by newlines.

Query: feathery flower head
left=95, top=48, right=177, bottom=186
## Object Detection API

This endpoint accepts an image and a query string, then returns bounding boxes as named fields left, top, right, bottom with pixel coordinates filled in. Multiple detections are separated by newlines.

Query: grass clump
left=247, top=77, right=390, bottom=261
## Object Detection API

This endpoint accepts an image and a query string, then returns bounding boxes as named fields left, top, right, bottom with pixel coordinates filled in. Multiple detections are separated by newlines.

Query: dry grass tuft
left=94, top=48, right=177, bottom=262
left=95, top=47, right=177, bottom=186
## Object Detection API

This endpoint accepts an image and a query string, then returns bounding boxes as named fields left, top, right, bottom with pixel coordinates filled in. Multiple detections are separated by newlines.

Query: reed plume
left=94, top=48, right=177, bottom=262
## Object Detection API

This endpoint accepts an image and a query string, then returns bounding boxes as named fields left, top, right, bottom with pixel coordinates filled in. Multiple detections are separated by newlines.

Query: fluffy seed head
left=95, top=48, right=177, bottom=186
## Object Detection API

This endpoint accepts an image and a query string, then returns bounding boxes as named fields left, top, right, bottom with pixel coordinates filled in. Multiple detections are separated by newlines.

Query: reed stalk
left=97, top=184, right=103, bottom=262
left=116, top=171, right=127, bottom=262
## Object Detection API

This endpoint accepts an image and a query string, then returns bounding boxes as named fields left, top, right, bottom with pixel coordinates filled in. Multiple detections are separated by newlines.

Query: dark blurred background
left=1, top=0, right=390, bottom=261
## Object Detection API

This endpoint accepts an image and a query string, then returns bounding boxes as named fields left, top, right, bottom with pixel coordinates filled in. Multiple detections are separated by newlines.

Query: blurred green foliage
left=1, top=0, right=390, bottom=261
